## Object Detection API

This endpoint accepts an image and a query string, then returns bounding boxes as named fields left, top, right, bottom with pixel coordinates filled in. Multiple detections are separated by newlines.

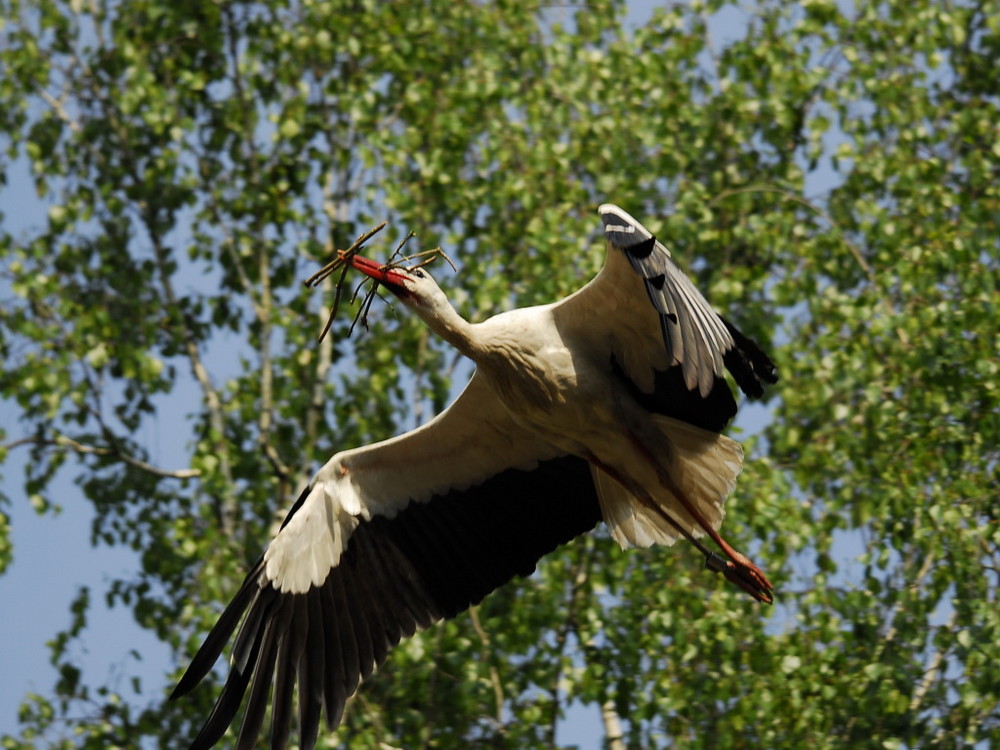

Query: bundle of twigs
left=304, top=222, right=455, bottom=342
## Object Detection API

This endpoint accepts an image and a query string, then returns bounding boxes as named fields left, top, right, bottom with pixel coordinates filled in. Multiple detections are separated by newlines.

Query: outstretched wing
left=172, top=373, right=602, bottom=750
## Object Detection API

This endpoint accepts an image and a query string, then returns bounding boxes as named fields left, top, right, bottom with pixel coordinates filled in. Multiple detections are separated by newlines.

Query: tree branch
left=600, top=700, right=627, bottom=750
left=880, top=549, right=936, bottom=646
left=547, top=539, right=596, bottom=744
left=38, top=88, right=79, bottom=132
left=4, top=434, right=199, bottom=480
left=83, top=54, right=235, bottom=515
left=468, top=606, right=505, bottom=729
left=304, top=269, right=335, bottom=461
left=909, top=610, right=957, bottom=713
left=219, top=5, right=288, bottom=482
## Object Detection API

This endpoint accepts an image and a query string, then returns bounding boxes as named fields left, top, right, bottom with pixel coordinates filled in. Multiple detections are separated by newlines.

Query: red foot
left=705, top=552, right=774, bottom=605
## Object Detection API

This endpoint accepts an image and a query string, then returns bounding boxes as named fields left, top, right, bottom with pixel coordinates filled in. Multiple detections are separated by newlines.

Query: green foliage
left=1, top=0, right=997, bottom=747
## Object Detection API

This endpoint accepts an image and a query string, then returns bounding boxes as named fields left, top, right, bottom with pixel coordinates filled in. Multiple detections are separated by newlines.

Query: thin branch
left=151, top=231, right=233, bottom=484
left=38, top=88, right=80, bottom=132
left=409, top=329, right=430, bottom=429
left=305, top=224, right=455, bottom=343
left=218, top=231, right=265, bottom=318
left=303, top=222, right=388, bottom=287
left=547, top=539, right=596, bottom=745
left=200, top=190, right=288, bottom=479
left=303, top=238, right=336, bottom=470
left=305, top=222, right=387, bottom=342
left=256, top=232, right=289, bottom=479
left=2, top=264, right=199, bottom=483
left=4, top=435, right=199, bottom=480
left=219, top=4, right=287, bottom=482
left=88, top=0, right=106, bottom=48
left=909, top=610, right=957, bottom=713
left=881, top=550, right=936, bottom=645
left=301, top=149, right=348, bottom=477
left=468, top=606, right=505, bottom=728
left=107, top=442, right=201, bottom=480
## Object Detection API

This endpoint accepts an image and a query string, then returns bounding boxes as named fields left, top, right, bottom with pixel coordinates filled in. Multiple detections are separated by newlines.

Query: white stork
left=171, top=204, right=778, bottom=750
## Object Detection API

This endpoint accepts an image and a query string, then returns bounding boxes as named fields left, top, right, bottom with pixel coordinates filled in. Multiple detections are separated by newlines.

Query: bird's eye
left=412, top=269, right=425, bottom=278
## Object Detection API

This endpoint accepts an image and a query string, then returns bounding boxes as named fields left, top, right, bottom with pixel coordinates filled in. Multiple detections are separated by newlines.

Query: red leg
left=619, top=432, right=774, bottom=600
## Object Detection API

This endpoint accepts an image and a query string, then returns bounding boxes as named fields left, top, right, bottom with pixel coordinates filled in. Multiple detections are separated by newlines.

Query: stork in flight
left=171, top=204, right=778, bottom=750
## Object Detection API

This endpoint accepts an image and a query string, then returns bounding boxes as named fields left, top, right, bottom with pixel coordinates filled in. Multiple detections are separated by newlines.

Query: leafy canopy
left=0, top=0, right=997, bottom=747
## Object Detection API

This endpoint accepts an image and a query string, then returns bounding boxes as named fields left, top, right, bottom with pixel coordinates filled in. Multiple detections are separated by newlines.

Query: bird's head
left=350, top=254, right=448, bottom=312
left=348, top=253, right=474, bottom=352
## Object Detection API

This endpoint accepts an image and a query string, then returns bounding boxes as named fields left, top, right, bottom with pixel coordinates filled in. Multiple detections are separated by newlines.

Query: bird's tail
left=592, top=416, right=744, bottom=549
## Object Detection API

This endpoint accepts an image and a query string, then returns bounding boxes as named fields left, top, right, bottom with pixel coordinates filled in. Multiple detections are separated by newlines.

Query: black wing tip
left=169, top=679, right=195, bottom=702
left=171, top=562, right=267, bottom=700
left=720, top=317, right=779, bottom=399
left=171, top=657, right=212, bottom=702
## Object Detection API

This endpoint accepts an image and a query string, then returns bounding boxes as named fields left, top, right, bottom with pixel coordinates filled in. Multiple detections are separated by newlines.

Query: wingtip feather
left=171, top=573, right=261, bottom=701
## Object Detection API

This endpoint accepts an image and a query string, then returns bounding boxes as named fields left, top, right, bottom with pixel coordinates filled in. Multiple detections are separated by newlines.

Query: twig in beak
left=307, top=222, right=387, bottom=343
left=388, top=230, right=417, bottom=264
left=305, top=222, right=455, bottom=344
left=349, top=281, right=387, bottom=336
left=304, top=222, right=387, bottom=288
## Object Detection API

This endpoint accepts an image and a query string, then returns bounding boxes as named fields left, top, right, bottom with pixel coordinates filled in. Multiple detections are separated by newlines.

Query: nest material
left=305, top=222, right=455, bottom=342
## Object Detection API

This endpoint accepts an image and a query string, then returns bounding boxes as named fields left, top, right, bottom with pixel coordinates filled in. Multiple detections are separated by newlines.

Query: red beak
left=350, top=255, right=410, bottom=296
